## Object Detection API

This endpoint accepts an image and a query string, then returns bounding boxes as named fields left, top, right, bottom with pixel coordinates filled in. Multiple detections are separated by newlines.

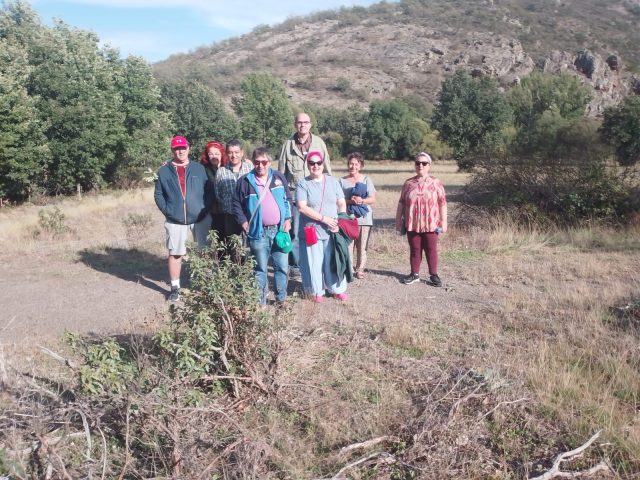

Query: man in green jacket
left=277, top=112, right=331, bottom=274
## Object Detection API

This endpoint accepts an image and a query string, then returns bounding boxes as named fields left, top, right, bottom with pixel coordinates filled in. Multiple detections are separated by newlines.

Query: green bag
left=274, top=229, right=293, bottom=253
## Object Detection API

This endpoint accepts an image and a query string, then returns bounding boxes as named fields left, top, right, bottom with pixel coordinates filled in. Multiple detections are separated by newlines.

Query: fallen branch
left=326, top=451, right=397, bottom=479
left=197, top=438, right=244, bottom=480
left=449, top=383, right=486, bottom=419
left=97, top=426, right=107, bottom=480
left=73, top=408, right=92, bottom=460
left=530, top=430, right=612, bottom=480
left=339, top=436, right=400, bottom=456
left=38, top=345, right=76, bottom=370
left=479, top=397, right=529, bottom=422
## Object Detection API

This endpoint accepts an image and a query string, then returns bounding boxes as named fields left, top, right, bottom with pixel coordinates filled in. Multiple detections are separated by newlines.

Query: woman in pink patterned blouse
left=395, top=152, right=448, bottom=287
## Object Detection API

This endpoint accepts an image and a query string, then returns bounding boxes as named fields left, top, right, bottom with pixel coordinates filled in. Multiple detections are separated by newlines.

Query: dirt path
left=0, top=168, right=469, bottom=352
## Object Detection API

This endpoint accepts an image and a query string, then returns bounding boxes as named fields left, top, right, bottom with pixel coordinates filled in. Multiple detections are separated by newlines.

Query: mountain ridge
left=153, top=0, right=640, bottom=114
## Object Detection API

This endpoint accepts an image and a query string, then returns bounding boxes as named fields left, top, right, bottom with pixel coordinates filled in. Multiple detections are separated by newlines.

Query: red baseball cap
left=170, top=136, right=189, bottom=149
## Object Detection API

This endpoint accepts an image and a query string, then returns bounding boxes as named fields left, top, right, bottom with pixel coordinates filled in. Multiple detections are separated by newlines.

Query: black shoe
left=402, top=272, right=420, bottom=285
left=168, top=287, right=180, bottom=302
left=429, top=274, right=442, bottom=287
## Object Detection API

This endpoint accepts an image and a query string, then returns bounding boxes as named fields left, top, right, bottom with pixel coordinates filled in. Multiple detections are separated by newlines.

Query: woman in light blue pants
left=296, top=151, right=349, bottom=303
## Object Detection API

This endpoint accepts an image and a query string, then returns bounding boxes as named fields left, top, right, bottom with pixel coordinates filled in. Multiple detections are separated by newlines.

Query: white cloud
left=99, top=31, right=185, bottom=59
left=53, top=0, right=382, bottom=33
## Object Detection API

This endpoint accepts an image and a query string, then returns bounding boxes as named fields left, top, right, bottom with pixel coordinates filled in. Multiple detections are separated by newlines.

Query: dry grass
left=2, top=162, right=640, bottom=477
left=0, top=188, right=162, bottom=254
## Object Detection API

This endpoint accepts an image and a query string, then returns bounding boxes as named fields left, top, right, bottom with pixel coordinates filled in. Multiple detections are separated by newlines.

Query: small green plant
left=66, top=336, right=137, bottom=394
left=37, top=207, right=70, bottom=236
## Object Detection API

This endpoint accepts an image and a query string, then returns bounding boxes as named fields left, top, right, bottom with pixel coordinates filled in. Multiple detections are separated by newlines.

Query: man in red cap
left=154, top=135, right=213, bottom=301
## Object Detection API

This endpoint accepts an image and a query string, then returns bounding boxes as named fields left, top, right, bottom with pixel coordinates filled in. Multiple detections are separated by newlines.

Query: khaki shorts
left=165, top=215, right=211, bottom=255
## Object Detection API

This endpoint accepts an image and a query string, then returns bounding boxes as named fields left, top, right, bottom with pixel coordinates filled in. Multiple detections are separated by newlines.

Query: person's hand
left=329, top=224, right=339, bottom=233
left=323, top=216, right=338, bottom=230
left=441, top=222, right=448, bottom=233
left=352, top=195, right=362, bottom=204
left=283, top=219, right=291, bottom=232
left=241, top=221, right=249, bottom=233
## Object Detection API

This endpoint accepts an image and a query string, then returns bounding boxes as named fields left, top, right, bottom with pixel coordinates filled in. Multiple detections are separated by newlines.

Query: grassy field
left=1, top=160, right=639, bottom=478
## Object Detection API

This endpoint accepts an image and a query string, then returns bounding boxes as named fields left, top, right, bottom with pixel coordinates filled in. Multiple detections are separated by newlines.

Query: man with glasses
left=278, top=112, right=332, bottom=275
left=233, top=147, right=292, bottom=305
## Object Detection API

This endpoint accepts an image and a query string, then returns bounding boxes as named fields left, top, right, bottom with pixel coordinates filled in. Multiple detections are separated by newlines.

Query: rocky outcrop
left=542, top=49, right=633, bottom=115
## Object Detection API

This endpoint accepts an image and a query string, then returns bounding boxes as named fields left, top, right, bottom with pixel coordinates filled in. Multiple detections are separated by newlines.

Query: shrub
left=1, top=235, right=278, bottom=478
left=122, top=212, right=153, bottom=243
left=467, top=119, right=634, bottom=225
left=37, top=207, right=70, bottom=237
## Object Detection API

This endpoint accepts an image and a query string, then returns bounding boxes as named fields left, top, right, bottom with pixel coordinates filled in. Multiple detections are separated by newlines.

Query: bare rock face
left=607, top=55, right=620, bottom=71
left=542, top=49, right=633, bottom=115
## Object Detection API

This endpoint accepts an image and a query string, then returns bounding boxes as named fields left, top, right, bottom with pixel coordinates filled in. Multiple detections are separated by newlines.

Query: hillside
left=153, top=0, right=640, bottom=115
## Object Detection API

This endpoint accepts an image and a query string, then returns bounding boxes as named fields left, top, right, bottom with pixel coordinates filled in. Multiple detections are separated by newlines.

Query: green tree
left=233, top=72, right=291, bottom=151
left=0, top=35, right=48, bottom=201
left=108, top=55, right=171, bottom=186
left=600, top=95, right=640, bottom=166
left=431, top=70, right=512, bottom=169
left=27, top=23, right=126, bottom=194
left=160, top=79, right=240, bottom=155
left=364, top=99, right=423, bottom=159
left=305, top=103, right=367, bottom=156
left=507, top=72, right=590, bottom=153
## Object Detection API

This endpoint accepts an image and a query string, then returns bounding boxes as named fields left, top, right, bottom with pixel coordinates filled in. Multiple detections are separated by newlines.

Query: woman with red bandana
left=201, top=141, right=227, bottom=241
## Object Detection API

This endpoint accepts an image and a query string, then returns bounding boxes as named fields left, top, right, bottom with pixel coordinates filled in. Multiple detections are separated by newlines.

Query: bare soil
left=2, top=163, right=639, bottom=476
left=0, top=163, right=467, bottom=351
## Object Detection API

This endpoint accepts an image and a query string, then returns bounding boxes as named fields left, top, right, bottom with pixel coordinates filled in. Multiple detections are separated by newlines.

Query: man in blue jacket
left=154, top=136, right=212, bottom=302
left=233, top=147, right=292, bottom=305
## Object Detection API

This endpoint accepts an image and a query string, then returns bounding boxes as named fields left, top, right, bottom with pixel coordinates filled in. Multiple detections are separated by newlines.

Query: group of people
left=154, top=112, right=447, bottom=305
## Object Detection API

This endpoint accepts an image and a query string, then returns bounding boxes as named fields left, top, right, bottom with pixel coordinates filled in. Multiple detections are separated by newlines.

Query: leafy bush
left=467, top=119, right=634, bottom=224
left=431, top=71, right=512, bottom=170
left=64, top=334, right=137, bottom=394
left=37, top=207, right=70, bottom=236
left=600, top=95, right=640, bottom=167
left=0, top=235, right=278, bottom=478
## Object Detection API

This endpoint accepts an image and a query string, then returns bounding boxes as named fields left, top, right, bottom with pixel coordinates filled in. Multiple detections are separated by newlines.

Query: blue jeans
left=248, top=226, right=289, bottom=304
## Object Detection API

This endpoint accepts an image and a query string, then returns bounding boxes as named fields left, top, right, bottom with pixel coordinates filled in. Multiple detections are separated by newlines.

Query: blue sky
left=29, top=0, right=391, bottom=63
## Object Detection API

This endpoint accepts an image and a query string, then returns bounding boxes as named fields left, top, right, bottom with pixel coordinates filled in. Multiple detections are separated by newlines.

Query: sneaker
left=335, top=293, right=349, bottom=301
left=168, top=287, right=180, bottom=302
left=402, top=272, right=420, bottom=285
left=429, top=274, right=442, bottom=287
left=311, top=295, right=324, bottom=303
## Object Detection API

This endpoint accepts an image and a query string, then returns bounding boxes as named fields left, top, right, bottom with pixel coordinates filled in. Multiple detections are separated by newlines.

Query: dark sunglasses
left=307, top=160, right=324, bottom=166
left=415, top=161, right=431, bottom=166
left=253, top=160, right=270, bottom=166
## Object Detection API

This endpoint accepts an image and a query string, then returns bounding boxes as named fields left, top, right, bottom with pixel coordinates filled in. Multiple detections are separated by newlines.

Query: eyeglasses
left=307, top=160, right=323, bottom=167
left=253, top=160, right=270, bottom=166
left=296, top=121, right=311, bottom=125
left=415, top=161, right=431, bottom=167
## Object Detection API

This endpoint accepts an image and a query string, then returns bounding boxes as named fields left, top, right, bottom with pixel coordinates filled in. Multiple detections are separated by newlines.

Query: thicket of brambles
left=432, top=71, right=640, bottom=224
left=0, top=235, right=286, bottom=478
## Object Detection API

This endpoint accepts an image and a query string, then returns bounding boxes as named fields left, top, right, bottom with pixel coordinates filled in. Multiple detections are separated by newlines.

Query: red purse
left=304, top=176, right=326, bottom=246
left=304, top=225, right=318, bottom=246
